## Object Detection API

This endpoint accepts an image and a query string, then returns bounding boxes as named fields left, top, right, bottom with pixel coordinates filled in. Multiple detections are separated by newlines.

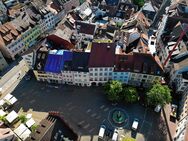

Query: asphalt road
left=11, top=79, right=167, bottom=141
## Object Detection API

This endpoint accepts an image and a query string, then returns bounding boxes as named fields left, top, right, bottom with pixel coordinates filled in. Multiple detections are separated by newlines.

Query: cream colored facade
left=0, top=59, right=29, bottom=97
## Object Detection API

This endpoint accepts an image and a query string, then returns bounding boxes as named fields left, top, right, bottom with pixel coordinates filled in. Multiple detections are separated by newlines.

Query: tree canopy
left=104, top=81, right=139, bottom=103
left=104, top=80, right=123, bottom=102
left=122, top=86, right=138, bottom=103
left=133, top=0, right=145, bottom=7
left=147, top=83, right=172, bottom=107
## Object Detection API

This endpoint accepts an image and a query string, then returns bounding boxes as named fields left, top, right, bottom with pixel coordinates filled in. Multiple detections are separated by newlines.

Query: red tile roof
left=114, top=53, right=163, bottom=75
left=89, top=42, right=116, bottom=67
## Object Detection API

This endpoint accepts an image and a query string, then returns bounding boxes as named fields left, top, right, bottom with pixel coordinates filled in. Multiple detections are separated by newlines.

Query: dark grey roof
left=71, top=52, right=90, bottom=72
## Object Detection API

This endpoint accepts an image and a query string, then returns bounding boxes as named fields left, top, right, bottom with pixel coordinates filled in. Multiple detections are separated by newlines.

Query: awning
left=8, top=97, right=17, bottom=105
left=4, top=93, right=13, bottom=101
left=20, top=129, right=31, bottom=140
left=6, top=110, right=18, bottom=123
left=14, top=124, right=27, bottom=136
left=26, top=118, right=35, bottom=128
left=0, top=109, right=6, bottom=116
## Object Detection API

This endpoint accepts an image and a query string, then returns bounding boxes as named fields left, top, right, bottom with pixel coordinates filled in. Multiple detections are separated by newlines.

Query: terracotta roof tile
left=89, top=42, right=116, bottom=67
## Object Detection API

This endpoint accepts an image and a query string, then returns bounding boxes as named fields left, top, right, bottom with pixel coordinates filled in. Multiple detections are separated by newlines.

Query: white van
left=132, top=118, right=139, bottom=131
left=98, top=125, right=106, bottom=138
left=112, top=129, right=118, bottom=141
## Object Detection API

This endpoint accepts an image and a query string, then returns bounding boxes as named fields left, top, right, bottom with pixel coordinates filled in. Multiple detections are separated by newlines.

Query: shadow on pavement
left=131, top=130, right=137, bottom=139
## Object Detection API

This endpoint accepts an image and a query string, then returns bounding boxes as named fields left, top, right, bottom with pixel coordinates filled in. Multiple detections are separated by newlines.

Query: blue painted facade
left=112, top=72, right=130, bottom=84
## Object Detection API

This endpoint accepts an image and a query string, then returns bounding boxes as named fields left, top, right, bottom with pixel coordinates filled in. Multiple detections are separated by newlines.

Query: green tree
left=133, top=0, right=145, bottom=7
left=122, top=86, right=138, bottom=103
left=147, top=82, right=172, bottom=107
left=104, top=80, right=123, bottom=102
left=19, top=115, right=27, bottom=123
left=0, top=116, right=6, bottom=122
left=31, top=124, right=38, bottom=132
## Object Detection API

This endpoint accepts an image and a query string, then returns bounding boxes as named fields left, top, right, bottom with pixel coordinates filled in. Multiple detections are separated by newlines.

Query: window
left=109, top=73, right=112, bottom=76
left=99, top=73, right=103, bottom=76
left=95, top=73, right=97, bottom=76
left=90, top=73, right=93, bottom=76
left=143, top=75, right=147, bottom=78
left=109, top=68, right=113, bottom=71
left=104, top=73, right=107, bottom=76
left=151, top=41, right=155, bottom=45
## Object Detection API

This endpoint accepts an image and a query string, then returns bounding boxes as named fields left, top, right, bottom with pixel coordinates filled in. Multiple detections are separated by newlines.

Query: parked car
left=132, top=118, right=139, bottom=131
left=112, top=128, right=118, bottom=141
left=98, top=125, right=106, bottom=138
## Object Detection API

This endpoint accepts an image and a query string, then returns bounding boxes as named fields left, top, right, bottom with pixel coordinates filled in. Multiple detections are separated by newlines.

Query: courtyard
left=11, top=78, right=167, bottom=141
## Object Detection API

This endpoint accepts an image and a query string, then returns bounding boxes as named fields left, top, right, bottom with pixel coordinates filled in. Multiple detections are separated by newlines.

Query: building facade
left=0, top=51, right=8, bottom=71
left=0, top=1, right=8, bottom=24
left=88, top=42, right=116, bottom=86
left=0, top=11, right=42, bottom=60
left=113, top=53, right=163, bottom=87
left=0, top=59, right=29, bottom=96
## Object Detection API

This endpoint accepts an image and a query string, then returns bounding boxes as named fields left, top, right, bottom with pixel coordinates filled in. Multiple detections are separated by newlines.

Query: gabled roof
left=89, top=42, right=116, bottom=67
left=71, top=52, right=90, bottom=72
left=75, top=21, right=96, bottom=35
left=114, top=53, right=163, bottom=75
left=44, top=50, right=72, bottom=73
left=0, top=22, right=19, bottom=46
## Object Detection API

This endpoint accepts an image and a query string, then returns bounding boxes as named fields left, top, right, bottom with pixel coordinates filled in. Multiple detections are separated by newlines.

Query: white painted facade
left=62, top=71, right=74, bottom=84
left=73, top=71, right=90, bottom=86
left=89, top=67, right=113, bottom=85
